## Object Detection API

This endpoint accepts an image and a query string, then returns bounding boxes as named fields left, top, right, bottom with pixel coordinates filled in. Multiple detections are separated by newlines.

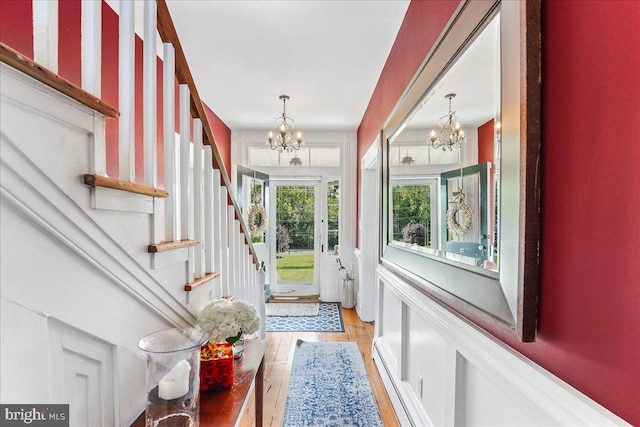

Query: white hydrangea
left=231, top=300, right=261, bottom=336
left=197, top=298, right=261, bottom=343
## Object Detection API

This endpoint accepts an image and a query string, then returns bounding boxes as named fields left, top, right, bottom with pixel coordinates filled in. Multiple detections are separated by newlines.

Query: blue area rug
left=266, top=302, right=345, bottom=332
left=283, top=340, right=383, bottom=427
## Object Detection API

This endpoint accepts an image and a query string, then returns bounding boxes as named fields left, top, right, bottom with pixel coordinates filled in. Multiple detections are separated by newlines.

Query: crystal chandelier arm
left=429, top=93, right=466, bottom=151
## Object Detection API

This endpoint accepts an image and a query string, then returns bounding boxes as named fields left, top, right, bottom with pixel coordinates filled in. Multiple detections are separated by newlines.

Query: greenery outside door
left=269, top=180, right=320, bottom=296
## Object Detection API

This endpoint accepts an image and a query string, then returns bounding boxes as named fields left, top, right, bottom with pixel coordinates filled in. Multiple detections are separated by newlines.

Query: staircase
left=0, top=1, right=264, bottom=425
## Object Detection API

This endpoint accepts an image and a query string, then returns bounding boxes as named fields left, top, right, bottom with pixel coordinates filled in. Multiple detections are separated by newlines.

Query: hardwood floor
left=238, top=306, right=400, bottom=426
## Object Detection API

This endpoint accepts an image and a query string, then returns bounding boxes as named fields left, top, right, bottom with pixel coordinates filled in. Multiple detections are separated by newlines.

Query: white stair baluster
left=235, top=223, right=243, bottom=299
left=193, top=119, right=204, bottom=278
left=239, top=239, right=246, bottom=301
left=244, top=243, right=250, bottom=301
left=33, top=0, right=58, bottom=73
left=204, top=146, right=214, bottom=274
left=179, top=85, right=190, bottom=241
left=220, top=186, right=229, bottom=296
left=143, top=0, right=157, bottom=189
left=163, top=43, right=178, bottom=242
left=81, top=0, right=101, bottom=97
left=228, top=206, right=238, bottom=297
left=118, top=0, right=135, bottom=182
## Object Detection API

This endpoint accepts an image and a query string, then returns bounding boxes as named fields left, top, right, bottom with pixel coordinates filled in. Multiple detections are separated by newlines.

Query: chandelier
left=429, top=93, right=466, bottom=151
left=400, top=149, right=415, bottom=165
left=267, top=95, right=304, bottom=152
left=289, top=153, right=302, bottom=166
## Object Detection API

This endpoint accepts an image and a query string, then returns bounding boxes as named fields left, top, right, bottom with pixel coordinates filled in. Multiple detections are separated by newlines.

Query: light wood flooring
left=238, top=306, right=400, bottom=426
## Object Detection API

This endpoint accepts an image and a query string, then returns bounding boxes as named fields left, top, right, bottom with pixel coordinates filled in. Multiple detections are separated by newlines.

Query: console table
left=132, top=339, right=267, bottom=427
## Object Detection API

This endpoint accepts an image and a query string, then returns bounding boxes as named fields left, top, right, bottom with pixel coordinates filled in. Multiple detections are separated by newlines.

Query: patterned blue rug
left=266, top=302, right=344, bottom=332
left=283, top=340, right=383, bottom=427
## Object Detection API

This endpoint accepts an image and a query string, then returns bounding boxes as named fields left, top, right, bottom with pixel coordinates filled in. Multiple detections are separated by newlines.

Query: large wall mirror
left=381, top=0, right=541, bottom=341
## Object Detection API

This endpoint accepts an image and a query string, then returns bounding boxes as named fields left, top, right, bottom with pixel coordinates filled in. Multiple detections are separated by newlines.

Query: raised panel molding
left=48, top=319, right=116, bottom=427
left=374, top=266, right=629, bottom=426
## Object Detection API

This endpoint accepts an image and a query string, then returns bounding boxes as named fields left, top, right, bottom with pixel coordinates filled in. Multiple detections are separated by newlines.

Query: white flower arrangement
left=196, top=299, right=261, bottom=345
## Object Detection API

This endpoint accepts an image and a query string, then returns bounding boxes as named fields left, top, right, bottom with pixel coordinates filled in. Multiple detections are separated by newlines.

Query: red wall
left=204, top=102, right=232, bottom=173
left=357, top=1, right=640, bottom=424
left=58, top=0, right=81, bottom=87
left=0, top=0, right=33, bottom=58
left=477, top=119, right=495, bottom=248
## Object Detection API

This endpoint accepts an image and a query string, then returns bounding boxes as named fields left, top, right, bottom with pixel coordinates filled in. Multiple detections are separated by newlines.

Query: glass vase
left=138, top=327, right=206, bottom=427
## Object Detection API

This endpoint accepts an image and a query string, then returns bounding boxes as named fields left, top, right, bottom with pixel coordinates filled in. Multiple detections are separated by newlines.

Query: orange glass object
left=200, top=342, right=234, bottom=391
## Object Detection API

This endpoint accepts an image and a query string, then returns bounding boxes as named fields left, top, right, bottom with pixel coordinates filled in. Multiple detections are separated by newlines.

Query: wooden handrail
left=156, top=0, right=258, bottom=268
left=0, top=43, right=119, bottom=119
left=83, top=174, right=168, bottom=198
left=148, top=239, right=199, bottom=253
left=184, top=272, right=220, bottom=292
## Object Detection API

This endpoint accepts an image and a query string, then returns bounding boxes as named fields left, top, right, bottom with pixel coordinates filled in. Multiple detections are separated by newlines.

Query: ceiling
left=165, top=1, right=410, bottom=132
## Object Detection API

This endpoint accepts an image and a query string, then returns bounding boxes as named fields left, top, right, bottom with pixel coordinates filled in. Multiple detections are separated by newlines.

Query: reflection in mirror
left=381, top=0, right=541, bottom=341
left=388, top=12, right=500, bottom=274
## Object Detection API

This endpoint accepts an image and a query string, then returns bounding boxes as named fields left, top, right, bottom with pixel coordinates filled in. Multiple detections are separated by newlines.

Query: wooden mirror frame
left=380, top=0, right=541, bottom=341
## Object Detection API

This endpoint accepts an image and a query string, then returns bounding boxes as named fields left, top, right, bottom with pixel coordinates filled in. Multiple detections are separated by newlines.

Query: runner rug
left=283, top=340, right=384, bottom=427
left=266, top=302, right=344, bottom=332
left=265, top=302, right=320, bottom=317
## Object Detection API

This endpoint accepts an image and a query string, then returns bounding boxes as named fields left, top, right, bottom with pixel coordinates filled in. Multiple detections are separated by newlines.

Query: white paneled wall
left=374, top=266, right=629, bottom=427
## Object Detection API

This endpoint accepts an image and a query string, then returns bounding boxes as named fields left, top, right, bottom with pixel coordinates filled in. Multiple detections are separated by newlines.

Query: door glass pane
left=275, top=185, right=315, bottom=287
left=391, top=183, right=433, bottom=248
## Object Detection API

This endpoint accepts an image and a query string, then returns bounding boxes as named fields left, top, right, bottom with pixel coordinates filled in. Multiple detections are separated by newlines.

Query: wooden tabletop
left=132, top=339, right=267, bottom=426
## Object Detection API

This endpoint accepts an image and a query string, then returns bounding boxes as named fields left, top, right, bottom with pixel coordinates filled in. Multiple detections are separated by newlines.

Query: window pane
left=248, top=147, right=341, bottom=167
left=327, top=180, right=340, bottom=253
left=389, top=144, right=459, bottom=166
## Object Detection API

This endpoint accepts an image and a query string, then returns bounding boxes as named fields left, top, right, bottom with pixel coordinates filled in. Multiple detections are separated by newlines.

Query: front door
left=269, top=180, right=320, bottom=296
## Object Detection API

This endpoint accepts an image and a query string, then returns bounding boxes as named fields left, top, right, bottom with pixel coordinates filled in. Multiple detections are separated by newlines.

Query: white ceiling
left=165, top=1, right=410, bottom=132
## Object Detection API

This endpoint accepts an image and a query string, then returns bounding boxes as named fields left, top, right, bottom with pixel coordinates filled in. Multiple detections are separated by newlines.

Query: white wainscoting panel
left=406, top=309, right=448, bottom=426
left=378, top=281, right=404, bottom=376
left=374, top=265, right=629, bottom=427
left=48, top=319, right=116, bottom=427
left=457, top=357, right=539, bottom=426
